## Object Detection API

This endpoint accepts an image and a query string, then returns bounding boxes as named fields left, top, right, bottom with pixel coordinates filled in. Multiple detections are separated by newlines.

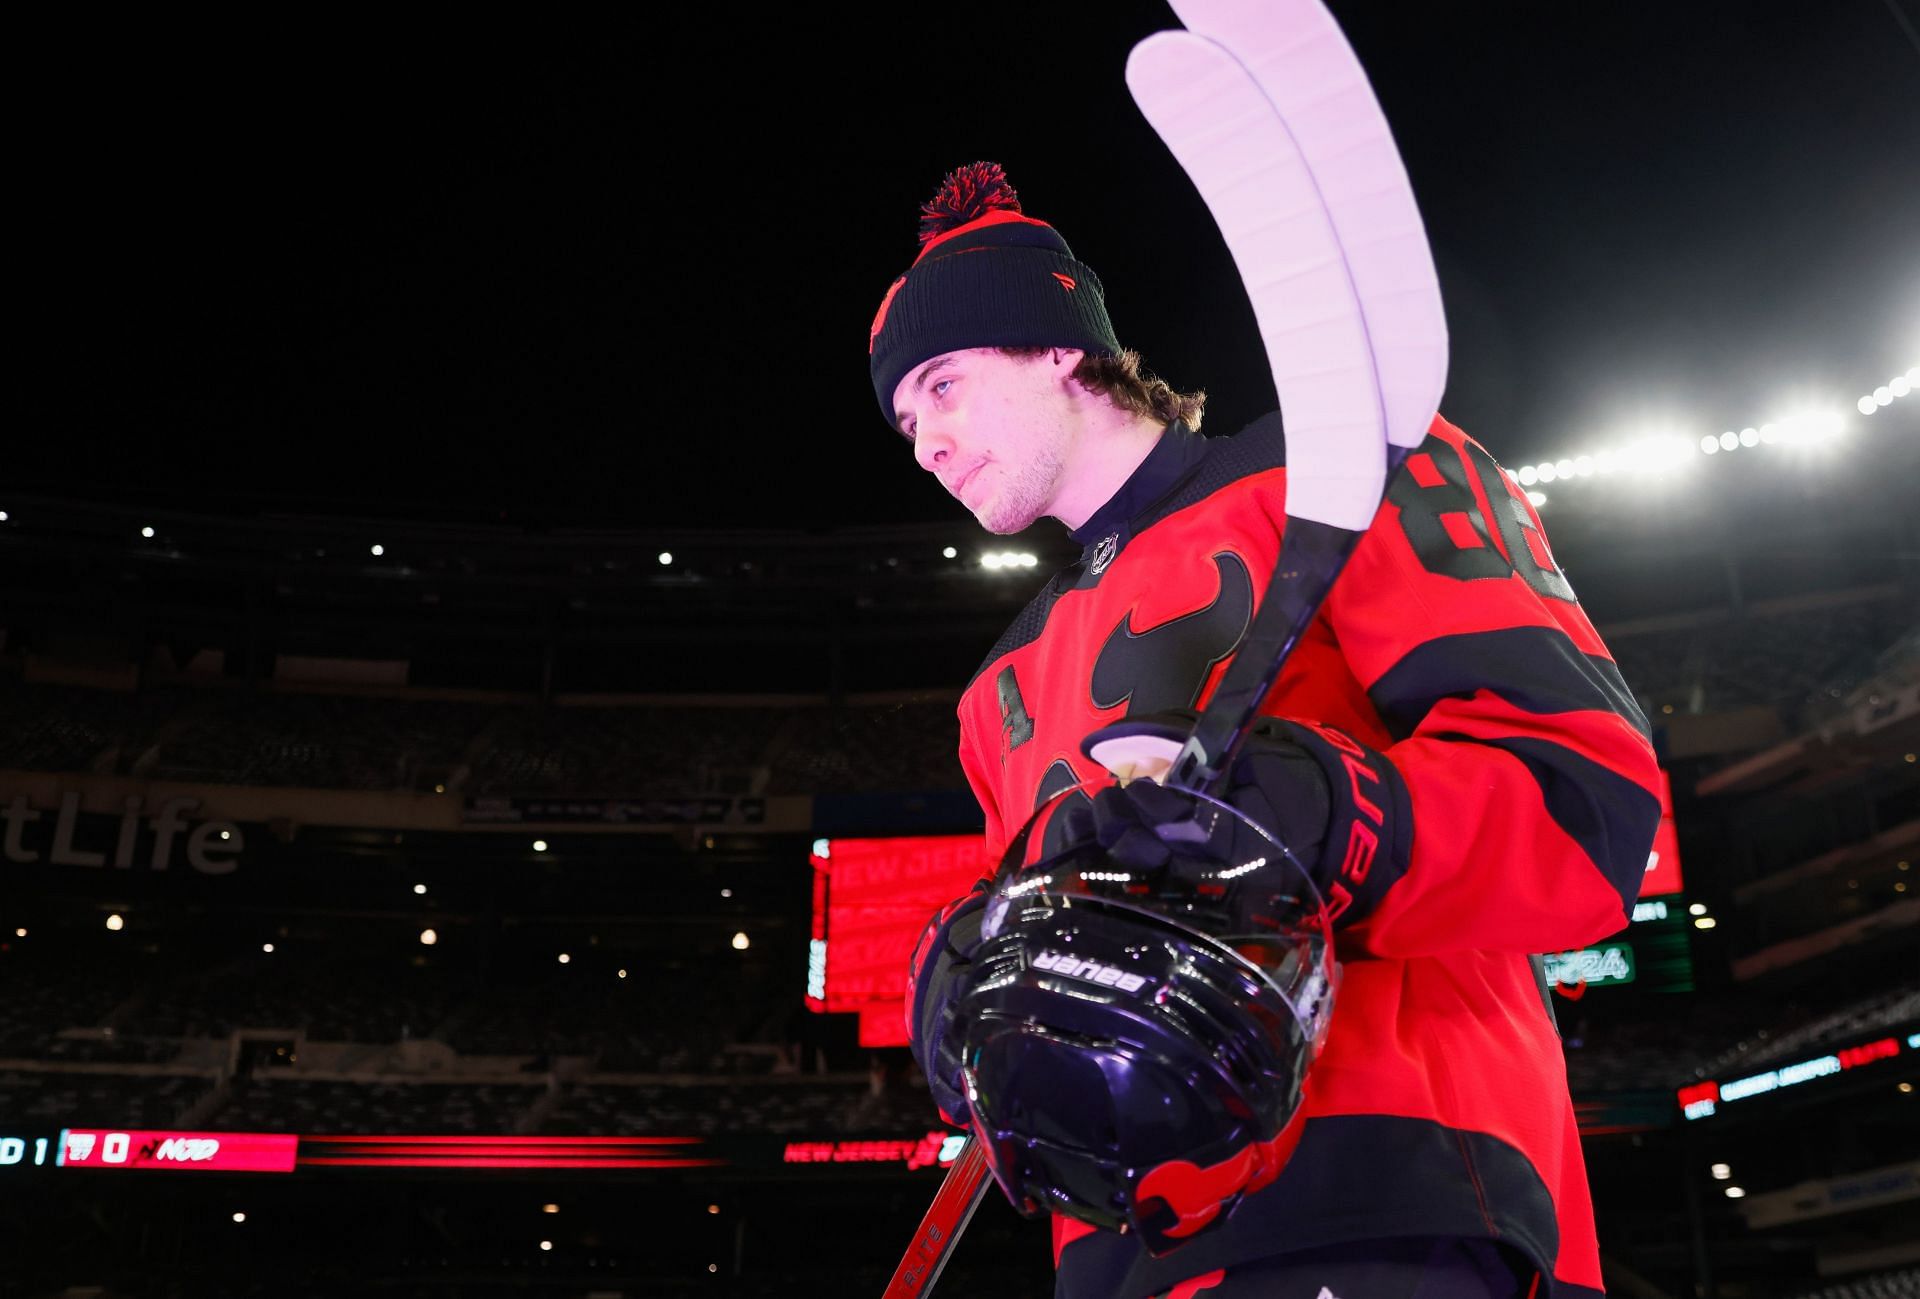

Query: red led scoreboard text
left=807, top=835, right=993, bottom=1047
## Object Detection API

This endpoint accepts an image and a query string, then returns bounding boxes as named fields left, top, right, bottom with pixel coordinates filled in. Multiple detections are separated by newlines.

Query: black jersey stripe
left=1367, top=625, right=1649, bottom=744
left=1430, top=731, right=1661, bottom=917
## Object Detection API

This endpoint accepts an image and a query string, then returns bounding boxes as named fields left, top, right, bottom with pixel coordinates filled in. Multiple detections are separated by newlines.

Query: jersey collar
left=1068, top=419, right=1207, bottom=562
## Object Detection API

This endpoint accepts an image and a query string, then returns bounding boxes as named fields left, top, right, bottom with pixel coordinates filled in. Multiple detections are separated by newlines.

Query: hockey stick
left=882, top=3, right=1446, bottom=1292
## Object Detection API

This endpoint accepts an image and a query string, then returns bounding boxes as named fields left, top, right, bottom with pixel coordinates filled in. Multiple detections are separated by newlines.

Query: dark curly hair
left=996, top=346, right=1207, bottom=433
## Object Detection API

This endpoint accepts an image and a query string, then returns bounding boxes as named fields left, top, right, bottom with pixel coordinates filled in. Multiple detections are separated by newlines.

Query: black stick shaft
left=1168, top=448, right=1410, bottom=798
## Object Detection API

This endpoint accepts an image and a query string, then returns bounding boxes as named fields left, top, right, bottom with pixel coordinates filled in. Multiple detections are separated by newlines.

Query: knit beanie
left=868, top=162, right=1122, bottom=429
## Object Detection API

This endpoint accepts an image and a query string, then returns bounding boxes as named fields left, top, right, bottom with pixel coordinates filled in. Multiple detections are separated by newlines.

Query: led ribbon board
left=806, top=835, right=995, bottom=1047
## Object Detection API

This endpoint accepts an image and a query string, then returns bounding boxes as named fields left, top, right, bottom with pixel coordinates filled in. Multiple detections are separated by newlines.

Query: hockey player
left=873, top=162, right=1662, bottom=1298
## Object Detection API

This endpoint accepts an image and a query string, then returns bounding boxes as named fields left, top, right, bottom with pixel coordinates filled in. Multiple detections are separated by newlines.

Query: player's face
left=892, top=347, right=1083, bottom=535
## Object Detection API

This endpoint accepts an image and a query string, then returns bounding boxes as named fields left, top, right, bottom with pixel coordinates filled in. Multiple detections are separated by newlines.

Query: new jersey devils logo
left=1091, top=552, right=1254, bottom=717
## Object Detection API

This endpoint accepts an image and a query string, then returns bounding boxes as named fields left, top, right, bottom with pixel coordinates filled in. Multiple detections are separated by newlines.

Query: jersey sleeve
left=957, top=700, right=1011, bottom=879
left=1311, top=415, right=1662, bottom=958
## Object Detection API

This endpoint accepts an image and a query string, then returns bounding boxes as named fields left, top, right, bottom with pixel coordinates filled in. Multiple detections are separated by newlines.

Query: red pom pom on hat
left=918, top=161, right=1024, bottom=246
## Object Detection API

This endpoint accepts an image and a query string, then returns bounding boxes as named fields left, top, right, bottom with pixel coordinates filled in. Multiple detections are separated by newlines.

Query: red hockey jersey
left=952, top=412, right=1660, bottom=1298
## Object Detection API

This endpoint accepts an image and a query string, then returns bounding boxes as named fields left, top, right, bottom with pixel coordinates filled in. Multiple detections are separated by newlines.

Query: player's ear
left=1048, top=347, right=1086, bottom=373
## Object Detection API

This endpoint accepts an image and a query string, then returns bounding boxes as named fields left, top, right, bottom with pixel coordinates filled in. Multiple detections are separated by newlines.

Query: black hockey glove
left=1076, top=708, right=1411, bottom=928
left=906, top=877, right=992, bottom=1128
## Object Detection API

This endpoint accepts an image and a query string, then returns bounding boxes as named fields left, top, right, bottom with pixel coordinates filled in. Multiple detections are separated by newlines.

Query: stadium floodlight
left=943, top=546, right=958, bottom=558
left=540, top=1241, right=552, bottom=1252
left=1711, top=1164, right=1731, bottom=1179
left=720, top=887, right=732, bottom=898
left=543, top=1204, right=559, bottom=1214
left=370, top=544, right=384, bottom=556
left=658, top=552, right=673, bottom=565
left=0, top=511, right=8, bottom=522
left=557, top=953, right=571, bottom=964
left=1554, top=459, right=1574, bottom=478
left=1724, top=1186, right=1745, bottom=1199
left=1719, top=432, right=1739, bottom=452
left=1874, top=386, right=1893, bottom=406
left=1893, top=377, right=1913, bottom=397
left=731, top=931, right=750, bottom=951
left=141, top=526, right=154, bottom=538
left=1859, top=395, right=1879, bottom=415
left=1700, top=436, right=1720, bottom=454
left=1537, top=462, right=1558, bottom=483
left=1689, top=903, right=1707, bottom=915
left=1526, top=491, right=1547, bottom=508
left=414, top=883, right=427, bottom=895
left=106, top=914, right=124, bottom=931
left=420, top=928, right=438, bottom=946
left=233, top=1213, right=246, bottom=1224
left=262, top=943, right=274, bottom=953
left=1695, top=917, right=1717, bottom=929
left=1518, top=464, right=1539, bottom=485
left=981, top=553, right=1004, bottom=570
left=532, top=839, right=547, bottom=853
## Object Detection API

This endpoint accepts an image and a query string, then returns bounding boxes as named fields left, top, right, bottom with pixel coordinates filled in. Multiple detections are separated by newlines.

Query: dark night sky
left=17, top=3, right=1919, bottom=531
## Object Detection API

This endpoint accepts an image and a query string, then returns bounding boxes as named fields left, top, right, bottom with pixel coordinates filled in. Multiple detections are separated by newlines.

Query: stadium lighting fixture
left=1711, top=1163, right=1731, bottom=1179
left=13, top=928, right=23, bottom=937
left=106, top=914, right=124, bottom=931
left=1526, top=491, right=1547, bottom=508
left=1859, top=395, right=1878, bottom=414
left=1901, top=1083, right=1914, bottom=1094
left=708, top=1204, right=721, bottom=1214
left=420, top=928, right=438, bottom=946
left=434, top=784, right=445, bottom=794
left=414, top=884, right=427, bottom=895
left=1892, top=377, right=1912, bottom=397
left=532, top=840, right=548, bottom=853
left=0, top=511, right=8, bottom=522
left=141, top=526, right=154, bottom=538
left=720, top=887, right=733, bottom=898
left=540, top=1240, right=552, bottom=1251
left=557, top=953, right=570, bottom=964
left=543, top=1204, right=559, bottom=1214
left=370, top=544, right=384, bottom=557
left=943, top=546, right=958, bottom=558
left=233, top=1212, right=246, bottom=1223
left=657, top=551, right=673, bottom=565
left=1689, top=903, right=1708, bottom=916
left=1724, top=1186, right=1745, bottom=1199
left=731, top=931, right=750, bottom=951
left=618, top=968, right=628, bottom=978
left=1694, top=917, right=1717, bottom=930
left=262, top=944, right=274, bottom=954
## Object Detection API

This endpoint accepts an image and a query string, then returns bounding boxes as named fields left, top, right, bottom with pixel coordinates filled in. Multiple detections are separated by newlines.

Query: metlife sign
left=3, top=791, right=243, bottom=874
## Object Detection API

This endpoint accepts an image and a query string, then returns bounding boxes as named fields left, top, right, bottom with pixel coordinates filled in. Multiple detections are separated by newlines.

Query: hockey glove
left=1077, top=709, right=1411, bottom=928
left=906, top=877, right=992, bottom=1128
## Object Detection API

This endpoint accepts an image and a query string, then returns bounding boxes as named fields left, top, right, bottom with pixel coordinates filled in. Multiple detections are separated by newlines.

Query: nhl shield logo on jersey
left=1090, top=533, right=1119, bottom=576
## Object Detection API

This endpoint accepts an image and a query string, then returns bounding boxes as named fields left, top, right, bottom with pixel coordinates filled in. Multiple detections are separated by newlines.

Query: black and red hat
left=868, top=162, right=1123, bottom=429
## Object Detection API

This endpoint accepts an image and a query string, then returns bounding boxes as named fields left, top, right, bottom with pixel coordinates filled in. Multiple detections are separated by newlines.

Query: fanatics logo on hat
left=1051, top=272, right=1077, bottom=290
